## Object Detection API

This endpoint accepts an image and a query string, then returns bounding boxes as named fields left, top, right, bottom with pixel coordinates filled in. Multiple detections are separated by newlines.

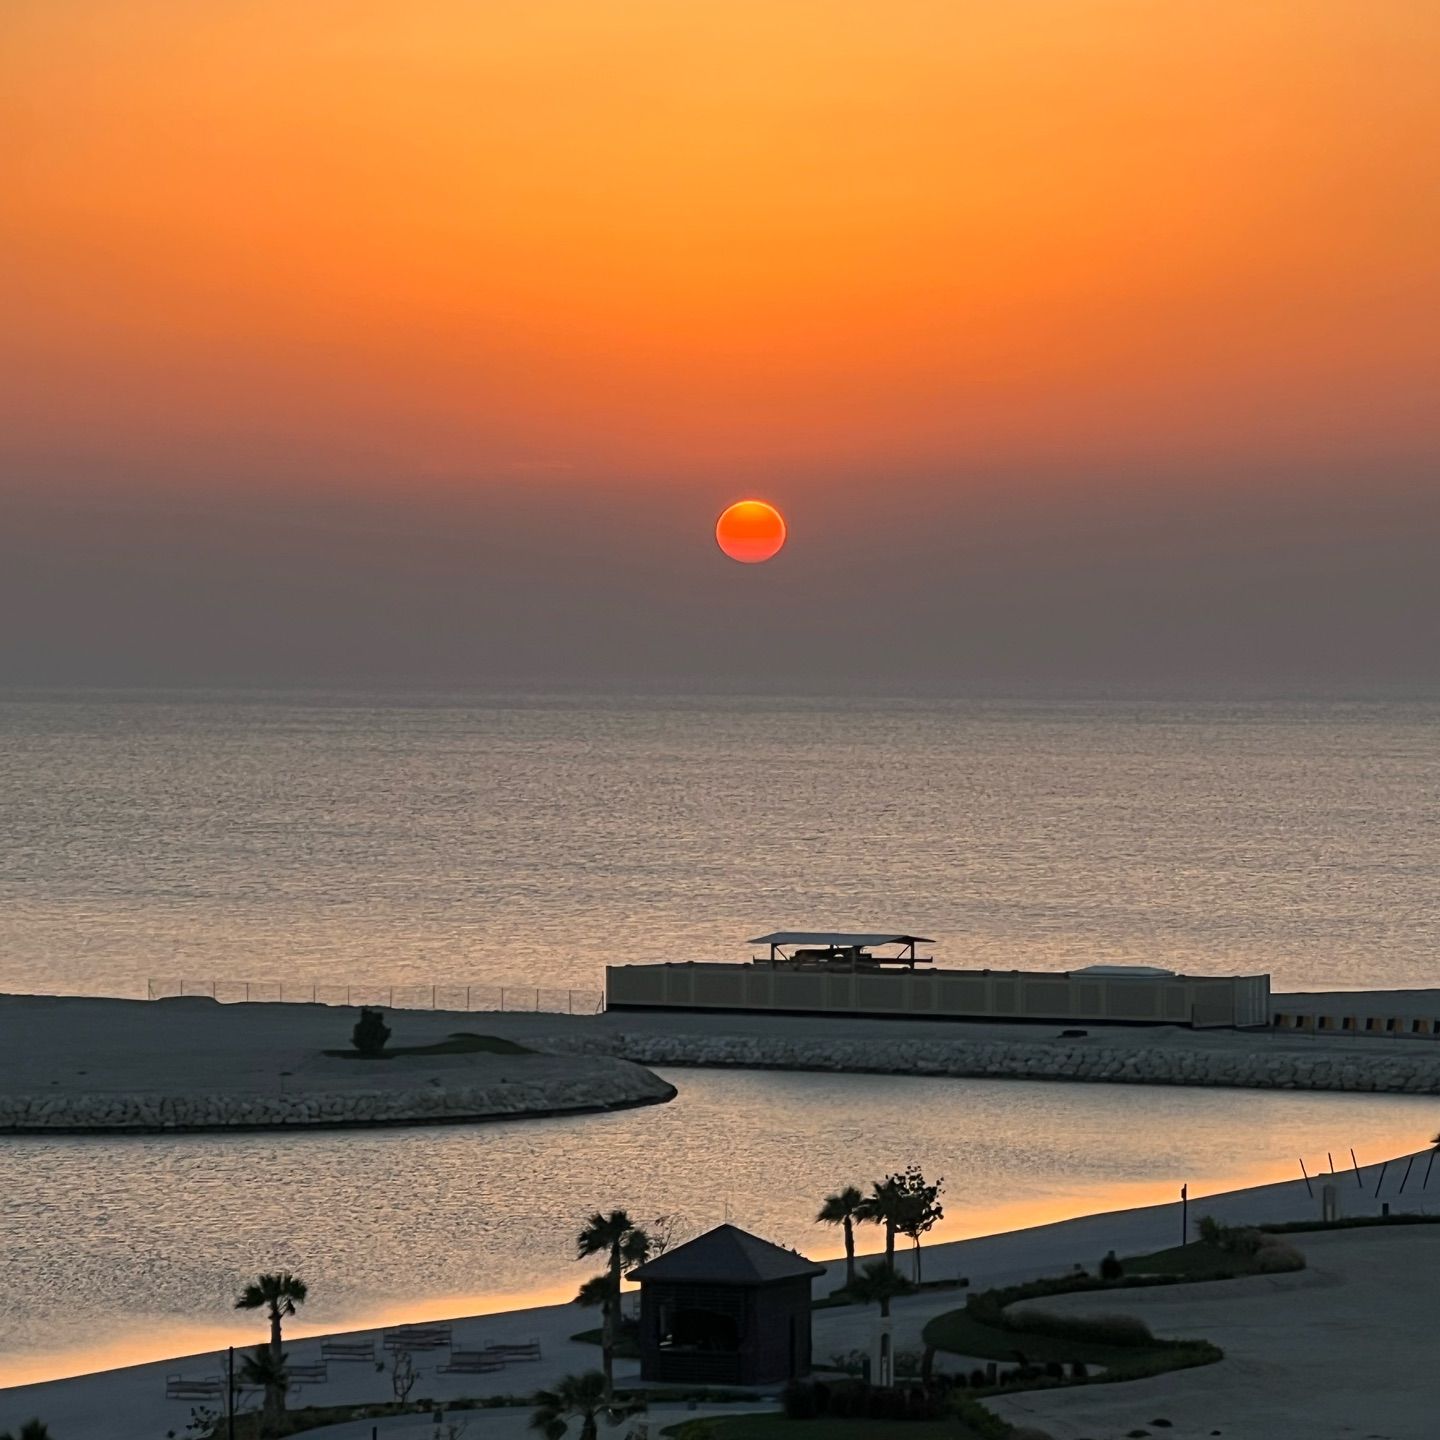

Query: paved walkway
left=299, top=1400, right=772, bottom=1438
left=990, top=1226, right=1440, bottom=1440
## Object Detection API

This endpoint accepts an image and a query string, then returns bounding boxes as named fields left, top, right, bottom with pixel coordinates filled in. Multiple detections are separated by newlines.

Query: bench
left=438, top=1350, right=506, bottom=1374
left=165, top=1375, right=224, bottom=1400
left=383, top=1325, right=452, bottom=1350
left=483, top=1339, right=542, bottom=1362
left=322, top=1340, right=375, bottom=1363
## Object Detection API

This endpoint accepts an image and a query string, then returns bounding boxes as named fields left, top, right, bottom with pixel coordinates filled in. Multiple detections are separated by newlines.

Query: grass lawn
left=662, top=1419, right=973, bottom=1439
left=324, top=1032, right=533, bottom=1059
left=921, top=1307, right=1149, bottom=1368
left=1123, top=1239, right=1266, bottom=1280
left=923, top=1263, right=1224, bottom=1386
left=815, top=1278, right=968, bottom=1311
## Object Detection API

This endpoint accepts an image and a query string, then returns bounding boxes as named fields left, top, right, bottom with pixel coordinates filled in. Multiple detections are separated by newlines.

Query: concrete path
left=990, top=1226, right=1440, bottom=1440
left=297, top=1400, right=772, bottom=1438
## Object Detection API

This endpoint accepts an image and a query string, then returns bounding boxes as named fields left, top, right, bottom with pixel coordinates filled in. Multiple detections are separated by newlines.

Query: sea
left=1, top=689, right=1437, bottom=1383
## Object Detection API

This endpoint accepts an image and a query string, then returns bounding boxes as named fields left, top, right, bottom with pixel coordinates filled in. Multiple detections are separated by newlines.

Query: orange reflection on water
left=10, top=1138, right=1415, bottom=1392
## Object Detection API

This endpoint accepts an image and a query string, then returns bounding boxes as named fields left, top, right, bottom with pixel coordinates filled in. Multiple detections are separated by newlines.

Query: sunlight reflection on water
left=2, top=1067, right=1433, bottom=1383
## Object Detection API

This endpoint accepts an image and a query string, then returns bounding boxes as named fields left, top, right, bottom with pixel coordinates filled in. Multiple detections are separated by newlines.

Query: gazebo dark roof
left=628, top=1224, right=826, bottom=1286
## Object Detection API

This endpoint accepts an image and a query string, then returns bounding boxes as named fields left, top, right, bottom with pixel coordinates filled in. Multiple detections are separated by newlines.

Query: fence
left=145, top=978, right=604, bottom=1015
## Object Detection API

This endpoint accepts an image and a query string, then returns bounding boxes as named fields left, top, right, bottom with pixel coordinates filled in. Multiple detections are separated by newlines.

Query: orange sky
left=4, top=0, right=1439, bottom=489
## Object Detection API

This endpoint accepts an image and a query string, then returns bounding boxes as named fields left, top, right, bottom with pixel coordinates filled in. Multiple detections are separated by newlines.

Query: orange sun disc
left=715, top=499, right=787, bottom=563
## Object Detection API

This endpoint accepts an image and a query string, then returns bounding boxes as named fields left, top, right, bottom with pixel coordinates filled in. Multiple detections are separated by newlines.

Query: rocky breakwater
left=0, top=1056, right=676, bottom=1134
left=543, top=1031, right=1440, bottom=1095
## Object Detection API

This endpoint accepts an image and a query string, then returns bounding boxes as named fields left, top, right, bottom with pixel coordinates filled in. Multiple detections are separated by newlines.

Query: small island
left=0, top=993, right=676, bottom=1133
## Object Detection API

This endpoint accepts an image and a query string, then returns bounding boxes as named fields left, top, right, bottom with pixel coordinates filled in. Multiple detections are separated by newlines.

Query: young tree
left=389, top=1349, right=418, bottom=1404
left=234, top=1271, right=308, bottom=1435
left=529, top=1370, right=642, bottom=1440
left=646, top=1212, right=691, bottom=1258
left=815, top=1184, right=865, bottom=1289
left=576, top=1211, right=650, bottom=1398
left=889, top=1166, right=945, bottom=1282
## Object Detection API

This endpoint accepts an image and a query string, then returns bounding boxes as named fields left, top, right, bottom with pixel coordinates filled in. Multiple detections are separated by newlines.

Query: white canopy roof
left=748, top=932, right=934, bottom=947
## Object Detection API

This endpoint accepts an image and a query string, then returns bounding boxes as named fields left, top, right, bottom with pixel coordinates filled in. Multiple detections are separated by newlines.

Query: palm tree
left=816, top=1185, right=865, bottom=1289
left=848, top=1258, right=914, bottom=1319
left=574, top=1274, right=611, bottom=1309
left=856, top=1178, right=905, bottom=1268
left=848, top=1260, right=915, bottom=1389
left=576, top=1210, right=650, bottom=1397
left=239, top=1344, right=290, bottom=1407
left=530, top=1369, right=641, bottom=1440
left=235, top=1271, right=307, bottom=1435
left=0, top=1421, right=51, bottom=1440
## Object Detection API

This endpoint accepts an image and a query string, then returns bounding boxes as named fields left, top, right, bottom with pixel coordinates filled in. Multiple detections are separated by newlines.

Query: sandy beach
left=3, top=1145, right=1433, bottom=1438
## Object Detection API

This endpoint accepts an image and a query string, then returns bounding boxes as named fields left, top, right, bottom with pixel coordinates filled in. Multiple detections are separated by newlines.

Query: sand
left=0, top=994, right=675, bottom=1131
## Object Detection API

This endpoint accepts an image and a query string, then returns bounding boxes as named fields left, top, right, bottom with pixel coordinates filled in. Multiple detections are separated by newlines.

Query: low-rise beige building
left=606, top=933, right=1270, bottom=1029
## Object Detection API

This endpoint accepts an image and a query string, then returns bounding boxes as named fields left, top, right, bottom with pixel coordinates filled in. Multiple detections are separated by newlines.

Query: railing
left=145, top=978, right=604, bottom=1015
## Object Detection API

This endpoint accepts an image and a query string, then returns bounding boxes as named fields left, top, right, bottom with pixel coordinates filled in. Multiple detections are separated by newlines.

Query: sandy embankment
left=0, top=994, right=676, bottom=1132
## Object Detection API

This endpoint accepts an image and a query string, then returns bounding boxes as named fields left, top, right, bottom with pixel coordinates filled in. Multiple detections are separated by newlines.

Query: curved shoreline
left=0, top=993, right=677, bottom=1134
left=0, top=1076, right=676, bottom=1135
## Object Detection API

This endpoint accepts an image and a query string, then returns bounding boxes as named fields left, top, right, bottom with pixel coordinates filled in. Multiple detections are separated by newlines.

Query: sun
left=715, top=499, right=787, bottom=564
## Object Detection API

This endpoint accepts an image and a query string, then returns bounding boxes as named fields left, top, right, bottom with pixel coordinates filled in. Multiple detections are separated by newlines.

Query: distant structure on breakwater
left=605, top=932, right=1271, bottom=1030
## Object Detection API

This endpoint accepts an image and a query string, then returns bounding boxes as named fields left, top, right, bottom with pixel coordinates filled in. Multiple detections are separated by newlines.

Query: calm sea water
left=0, top=689, right=1436, bottom=996
left=1, top=1068, right=1435, bottom=1383
left=2, top=690, right=1438, bottom=1384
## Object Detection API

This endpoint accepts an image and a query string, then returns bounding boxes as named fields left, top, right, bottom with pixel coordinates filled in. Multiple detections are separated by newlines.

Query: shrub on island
left=351, top=1008, right=391, bottom=1057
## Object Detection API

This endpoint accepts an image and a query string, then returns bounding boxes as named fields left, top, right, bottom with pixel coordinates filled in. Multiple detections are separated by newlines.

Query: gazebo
left=748, top=931, right=935, bottom=969
left=628, top=1224, right=826, bottom=1385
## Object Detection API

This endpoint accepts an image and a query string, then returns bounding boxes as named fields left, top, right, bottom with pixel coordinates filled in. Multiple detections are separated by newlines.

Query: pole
left=1298, top=1158, right=1313, bottom=1197
left=1426, top=1148, right=1437, bottom=1189
left=1327, top=1151, right=1335, bottom=1175
left=1350, top=1148, right=1363, bottom=1188
left=1374, top=1160, right=1389, bottom=1196
left=1398, top=1154, right=1416, bottom=1194
left=227, top=1344, right=236, bottom=1440
left=1180, top=1183, right=1188, bottom=1245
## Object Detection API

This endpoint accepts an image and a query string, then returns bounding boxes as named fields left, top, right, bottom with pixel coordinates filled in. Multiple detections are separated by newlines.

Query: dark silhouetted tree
left=575, top=1210, right=650, bottom=1398
left=816, top=1184, right=865, bottom=1288
left=529, top=1369, right=641, bottom=1440
left=235, top=1271, right=308, bottom=1434
left=351, top=1007, right=391, bottom=1056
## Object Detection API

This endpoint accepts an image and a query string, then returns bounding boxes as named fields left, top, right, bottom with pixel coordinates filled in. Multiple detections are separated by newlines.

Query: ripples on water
left=0, top=691, right=1436, bottom=996
left=2, top=1068, right=1435, bottom=1380
left=2, top=692, right=1437, bottom=1381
